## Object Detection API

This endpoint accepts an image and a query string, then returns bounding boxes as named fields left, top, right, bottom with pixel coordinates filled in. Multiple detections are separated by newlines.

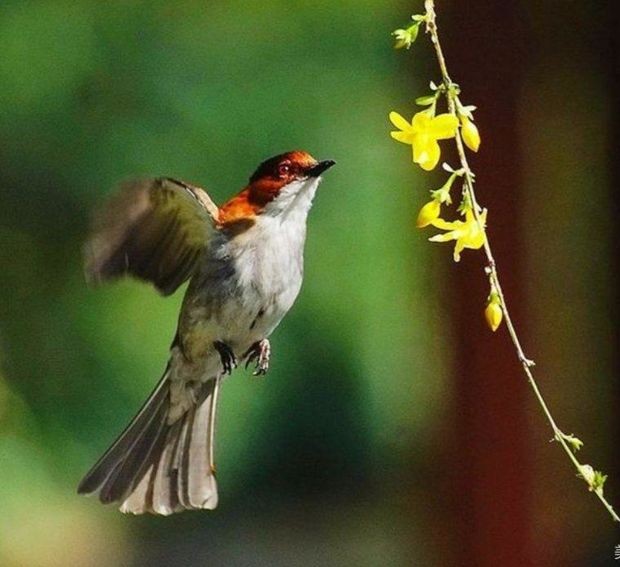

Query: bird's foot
left=214, top=341, right=237, bottom=375
left=244, top=339, right=270, bottom=376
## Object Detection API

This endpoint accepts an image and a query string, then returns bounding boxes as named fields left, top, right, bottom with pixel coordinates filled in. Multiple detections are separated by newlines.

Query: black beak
left=307, top=159, right=336, bottom=177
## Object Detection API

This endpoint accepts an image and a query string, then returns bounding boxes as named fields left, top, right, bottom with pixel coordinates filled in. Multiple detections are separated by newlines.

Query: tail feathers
left=78, top=372, right=220, bottom=515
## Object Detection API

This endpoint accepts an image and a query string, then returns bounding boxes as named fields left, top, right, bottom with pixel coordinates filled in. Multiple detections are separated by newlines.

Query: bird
left=77, top=150, right=335, bottom=515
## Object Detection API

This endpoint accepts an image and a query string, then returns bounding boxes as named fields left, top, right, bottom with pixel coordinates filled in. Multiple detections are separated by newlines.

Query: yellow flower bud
left=461, top=116, right=480, bottom=152
left=485, top=297, right=503, bottom=332
left=416, top=200, right=441, bottom=228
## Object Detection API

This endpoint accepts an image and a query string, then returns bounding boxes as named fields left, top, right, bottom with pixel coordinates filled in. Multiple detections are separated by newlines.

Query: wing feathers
left=85, top=177, right=219, bottom=295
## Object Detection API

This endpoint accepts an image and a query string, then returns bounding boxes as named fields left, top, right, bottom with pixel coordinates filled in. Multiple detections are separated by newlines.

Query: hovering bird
left=78, top=151, right=335, bottom=515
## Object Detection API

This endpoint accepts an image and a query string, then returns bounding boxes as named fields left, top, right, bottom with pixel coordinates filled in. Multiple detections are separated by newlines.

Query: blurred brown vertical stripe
left=612, top=0, right=620, bottom=542
left=442, top=2, right=534, bottom=565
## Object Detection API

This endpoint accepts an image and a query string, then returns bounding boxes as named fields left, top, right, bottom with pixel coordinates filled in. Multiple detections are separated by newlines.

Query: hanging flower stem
left=422, top=0, right=619, bottom=522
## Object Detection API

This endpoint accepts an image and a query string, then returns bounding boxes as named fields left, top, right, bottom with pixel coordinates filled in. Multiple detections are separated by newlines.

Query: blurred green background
left=0, top=1, right=617, bottom=566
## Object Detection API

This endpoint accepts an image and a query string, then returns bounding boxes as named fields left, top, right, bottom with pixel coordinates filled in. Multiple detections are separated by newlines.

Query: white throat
left=262, top=176, right=321, bottom=221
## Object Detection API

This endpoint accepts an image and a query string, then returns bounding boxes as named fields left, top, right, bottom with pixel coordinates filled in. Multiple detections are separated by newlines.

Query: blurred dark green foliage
left=0, top=2, right=446, bottom=565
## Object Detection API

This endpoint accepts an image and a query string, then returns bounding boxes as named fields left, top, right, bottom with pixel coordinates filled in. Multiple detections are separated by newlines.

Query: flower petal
left=430, top=114, right=459, bottom=140
left=465, top=230, right=486, bottom=250
left=431, top=217, right=460, bottom=231
left=419, top=140, right=441, bottom=170
left=411, top=134, right=427, bottom=162
left=412, top=111, right=431, bottom=131
left=453, top=239, right=465, bottom=262
left=416, top=200, right=441, bottom=228
left=429, top=232, right=457, bottom=243
left=414, top=150, right=429, bottom=167
left=389, top=111, right=412, bottom=131
left=391, top=130, right=414, bottom=144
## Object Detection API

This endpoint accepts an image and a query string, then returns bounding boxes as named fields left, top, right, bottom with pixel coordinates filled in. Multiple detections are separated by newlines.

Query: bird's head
left=219, top=151, right=335, bottom=227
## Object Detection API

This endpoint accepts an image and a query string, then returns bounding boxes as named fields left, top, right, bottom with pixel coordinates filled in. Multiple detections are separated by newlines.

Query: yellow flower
left=461, top=116, right=480, bottom=152
left=390, top=111, right=459, bottom=171
left=416, top=199, right=441, bottom=228
left=485, top=295, right=503, bottom=332
left=429, top=208, right=487, bottom=262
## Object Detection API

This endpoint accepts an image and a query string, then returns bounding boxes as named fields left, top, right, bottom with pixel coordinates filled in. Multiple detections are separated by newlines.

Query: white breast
left=231, top=197, right=311, bottom=335
left=170, top=175, right=321, bottom=414
left=215, top=176, right=321, bottom=351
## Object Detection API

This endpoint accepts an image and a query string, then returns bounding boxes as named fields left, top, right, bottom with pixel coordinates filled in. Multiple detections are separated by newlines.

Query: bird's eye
left=278, top=163, right=291, bottom=177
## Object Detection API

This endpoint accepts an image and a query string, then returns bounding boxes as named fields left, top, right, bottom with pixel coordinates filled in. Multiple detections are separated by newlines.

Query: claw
left=214, top=341, right=237, bottom=375
left=244, top=339, right=270, bottom=376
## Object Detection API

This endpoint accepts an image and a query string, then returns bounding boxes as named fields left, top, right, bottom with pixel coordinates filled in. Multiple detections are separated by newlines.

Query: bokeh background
left=0, top=1, right=618, bottom=566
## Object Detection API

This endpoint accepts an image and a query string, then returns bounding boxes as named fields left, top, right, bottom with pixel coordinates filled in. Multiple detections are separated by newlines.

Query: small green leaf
left=415, top=95, right=436, bottom=106
left=457, top=192, right=473, bottom=215
left=431, top=186, right=452, bottom=205
left=593, top=470, right=608, bottom=493
left=392, top=23, right=420, bottom=50
left=562, top=433, right=584, bottom=453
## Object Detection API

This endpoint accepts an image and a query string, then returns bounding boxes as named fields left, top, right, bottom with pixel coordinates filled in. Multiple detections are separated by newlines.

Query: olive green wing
left=85, top=177, right=219, bottom=295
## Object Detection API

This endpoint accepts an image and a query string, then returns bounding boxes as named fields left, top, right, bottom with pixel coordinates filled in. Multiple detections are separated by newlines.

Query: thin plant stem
left=423, top=0, right=619, bottom=523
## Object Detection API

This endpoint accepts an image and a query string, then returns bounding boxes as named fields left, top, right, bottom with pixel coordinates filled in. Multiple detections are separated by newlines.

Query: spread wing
left=85, top=177, right=220, bottom=296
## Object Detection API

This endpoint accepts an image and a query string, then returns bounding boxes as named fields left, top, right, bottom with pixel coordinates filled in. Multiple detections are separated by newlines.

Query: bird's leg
left=214, top=341, right=237, bottom=375
left=244, top=339, right=270, bottom=376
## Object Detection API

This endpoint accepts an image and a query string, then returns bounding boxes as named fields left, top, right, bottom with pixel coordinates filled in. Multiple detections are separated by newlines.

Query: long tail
left=77, top=366, right=220, bottom=515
